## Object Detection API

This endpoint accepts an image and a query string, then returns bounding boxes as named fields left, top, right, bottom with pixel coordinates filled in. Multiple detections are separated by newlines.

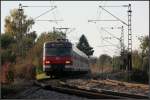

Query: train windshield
left=45, top=47, right=71, bottom=56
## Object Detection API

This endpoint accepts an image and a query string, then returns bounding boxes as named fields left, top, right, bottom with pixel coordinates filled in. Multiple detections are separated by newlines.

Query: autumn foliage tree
left=4, top=8, right=36, bottom=57
left=1, top=8, right=37, bottom=80
left=4, top=8, right=34, bottom=36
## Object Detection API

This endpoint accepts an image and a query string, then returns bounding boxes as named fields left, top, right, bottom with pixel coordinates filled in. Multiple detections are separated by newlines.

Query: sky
left=1, top=1, right=149, bottom=57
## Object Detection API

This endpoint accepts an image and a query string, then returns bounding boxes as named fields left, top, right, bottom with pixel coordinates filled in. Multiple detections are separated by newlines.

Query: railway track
left=34, top=79, right=149, bottom=99
left=13, top=86, right=41, bottom=99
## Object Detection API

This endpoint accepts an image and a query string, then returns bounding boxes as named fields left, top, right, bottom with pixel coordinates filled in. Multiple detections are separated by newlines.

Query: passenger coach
left=43, top=39, right=90, bottom=76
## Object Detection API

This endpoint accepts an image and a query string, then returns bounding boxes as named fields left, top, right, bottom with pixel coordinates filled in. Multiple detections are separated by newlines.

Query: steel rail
left=35, top=81, right=125, bottom=99
left=34, top=80, right=149, bottom=99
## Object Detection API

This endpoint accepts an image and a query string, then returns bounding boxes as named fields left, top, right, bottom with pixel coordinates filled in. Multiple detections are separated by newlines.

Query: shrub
left=14, top=57, right=36, bottom=80
left=130, top=69, right=148, bottom=83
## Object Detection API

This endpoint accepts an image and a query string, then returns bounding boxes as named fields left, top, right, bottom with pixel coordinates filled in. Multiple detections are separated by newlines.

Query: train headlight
left=65, top=61, right=71, bottom=64
left=45, top=60, right=51, bottom=64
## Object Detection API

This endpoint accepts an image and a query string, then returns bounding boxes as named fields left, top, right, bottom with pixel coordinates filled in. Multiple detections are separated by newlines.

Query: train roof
left=72, top=45, right=89, bottom=59
left=44, top=40, right=71, bottom=44
left=44, top=40, right=72, bottom=48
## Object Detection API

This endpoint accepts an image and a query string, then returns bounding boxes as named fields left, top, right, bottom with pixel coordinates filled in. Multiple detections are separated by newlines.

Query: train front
left=43, top=40, right=72, bottom=76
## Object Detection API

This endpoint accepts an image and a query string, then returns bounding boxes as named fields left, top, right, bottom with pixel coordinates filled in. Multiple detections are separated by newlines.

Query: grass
left=36, top=72, right=50, bottom=80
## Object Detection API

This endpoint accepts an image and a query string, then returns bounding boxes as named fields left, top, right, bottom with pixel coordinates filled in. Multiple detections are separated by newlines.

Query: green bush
left=1, top=49, right=16, bottom=65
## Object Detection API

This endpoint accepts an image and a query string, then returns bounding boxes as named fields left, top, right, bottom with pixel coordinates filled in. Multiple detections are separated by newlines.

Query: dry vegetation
left=90, top=64, right=113, bottom=74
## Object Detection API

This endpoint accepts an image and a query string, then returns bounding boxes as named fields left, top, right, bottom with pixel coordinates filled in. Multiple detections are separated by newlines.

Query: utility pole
left=120, top=26, right=126, bottom=71
left=18, top=3, right=23, bottom=57
left=120, top=26, right=125, bottom=54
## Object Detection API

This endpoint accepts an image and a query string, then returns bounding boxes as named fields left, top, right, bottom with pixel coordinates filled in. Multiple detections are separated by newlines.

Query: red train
left=43, top=39, right=90, bottom=77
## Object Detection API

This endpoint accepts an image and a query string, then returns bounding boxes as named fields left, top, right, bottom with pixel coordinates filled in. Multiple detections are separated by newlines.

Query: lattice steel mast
left=88, top=4, right=132, bottom=71
left=127, top=4, right=132, bottom=71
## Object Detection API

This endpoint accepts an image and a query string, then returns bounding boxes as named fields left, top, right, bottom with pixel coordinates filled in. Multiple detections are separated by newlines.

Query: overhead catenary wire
left=101, top=26, right=122, bottom=29
left=50, top=1, right=58, bottom=25
left=22, top=5, right=57, bottom=7
left=35, top=19, right=63, bottom=22
left=102, top=46, right=120, bottom=56
left=33, top=6, right=57, bottom=20
left=97, top=45, right=119, bottom=47
left=101, top=27, right=121, bottom=41
left=99, top=5, right=128, bottom=26
left=96, top=1, right=104, bottom=21
left=20, top=3, right=64, bottom=37
left=21, top=4, right=58, bottom=22
left=88, top=3, right=126, bottom=56
left=104, top=46, right=121, bottom=52
left=98, top=5, right=128, bottom=7
left=88, top=20, right=119, bottom=22
left=102, top=38, right=120, bottom=49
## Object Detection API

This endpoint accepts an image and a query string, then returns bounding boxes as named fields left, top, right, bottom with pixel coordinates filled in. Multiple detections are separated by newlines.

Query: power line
left=98, top=5, right=128, bottom=7
left=22, top=5, right=56, bottom=7
left=101, top=26, right=122, bottom=29
left=35, top=19, right=63, bottom=22
left=102, top=38, right=120, bottom=49
left=34, top=6, right=57, bottom=20
left=101, top=27, right=120, bottom=41
left=99, top=5, right=128, bottom=26
left=89, top=4, right=133, bottom=73
left=22, top=4, right=58, bottom=22
left=97, top=45, right=118, bottom=47
left=88, top=20, right=119, bottom=22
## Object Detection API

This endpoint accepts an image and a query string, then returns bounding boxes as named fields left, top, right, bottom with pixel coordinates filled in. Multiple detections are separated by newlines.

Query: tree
left=1, top=34, right=15, bottom=49
left=4, top=8, right=34, bottom=36
left=26, top=31, right=64, bottom=67
left=4, top=8, right=36, bottom=56
left=112, top=56, right=122, bottom=71
left=139, top=36, right=149, bottom=72
left=132, top=50, right=142, bottom=70
left=23, top=31, right=37, bottom=51
left=98, top=54, right=112, bottom=66
left=139, top=36, right=149, bottom=55
left=1, top=49, right=16, bottom=65
left=77, top=34, right=94, bottom=57
left=1, top=34, right=17, bottom=65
